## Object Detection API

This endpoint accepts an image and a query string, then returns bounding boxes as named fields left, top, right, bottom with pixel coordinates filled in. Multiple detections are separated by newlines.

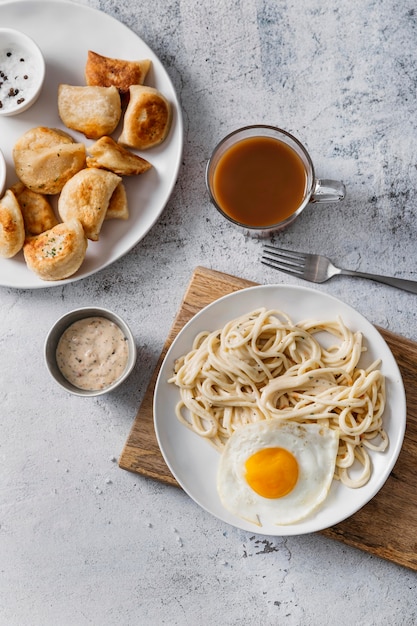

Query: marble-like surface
left=1, top=0, right=417, bottom=624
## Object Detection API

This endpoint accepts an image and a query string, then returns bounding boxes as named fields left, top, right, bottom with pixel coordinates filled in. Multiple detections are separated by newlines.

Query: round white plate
left=0, top=0, right=183, bottom=289
left=154, top=285, right=406, bottom=535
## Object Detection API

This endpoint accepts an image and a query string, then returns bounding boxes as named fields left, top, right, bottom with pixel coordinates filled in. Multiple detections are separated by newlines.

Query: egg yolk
left=244, top=447, right=299, bottom=499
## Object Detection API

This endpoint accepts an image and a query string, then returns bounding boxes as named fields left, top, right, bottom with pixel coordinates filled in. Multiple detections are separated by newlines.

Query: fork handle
left=339, top=268, right=417, bottom=294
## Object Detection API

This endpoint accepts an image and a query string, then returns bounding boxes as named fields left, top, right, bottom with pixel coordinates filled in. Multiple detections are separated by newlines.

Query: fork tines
left=261, top=245, right=306, bottom=277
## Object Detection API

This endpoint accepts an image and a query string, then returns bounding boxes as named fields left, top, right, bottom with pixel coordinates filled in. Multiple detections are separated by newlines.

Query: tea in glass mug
left=206, top=125, right=345, bottom=234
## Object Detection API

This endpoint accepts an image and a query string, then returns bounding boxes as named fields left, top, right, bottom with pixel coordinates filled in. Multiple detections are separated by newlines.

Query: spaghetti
left=168, top=308, right=387, bottom=488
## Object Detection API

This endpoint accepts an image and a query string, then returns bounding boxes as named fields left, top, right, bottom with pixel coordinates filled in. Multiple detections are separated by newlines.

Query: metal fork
left=261, top=245, right=417, bottom=294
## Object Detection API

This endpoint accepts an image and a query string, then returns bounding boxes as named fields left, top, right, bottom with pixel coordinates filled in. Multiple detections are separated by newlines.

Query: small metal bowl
left=0, top=148, right=5, bottom=197
left=44, top=307, right=137, bottom=397
left=0, top=28, right=45, bottom=117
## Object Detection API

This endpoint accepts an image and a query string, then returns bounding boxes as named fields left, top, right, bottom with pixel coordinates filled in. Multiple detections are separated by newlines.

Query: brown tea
left=212, top=136, right=307, bottom=227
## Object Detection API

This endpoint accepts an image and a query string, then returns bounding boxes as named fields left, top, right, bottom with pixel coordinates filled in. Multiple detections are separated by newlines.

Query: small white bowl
left=44, top=307, right=137, bottom=397
left=0, top=148, right=5, bottom=197
left=0, top=28, right=45, bottom=117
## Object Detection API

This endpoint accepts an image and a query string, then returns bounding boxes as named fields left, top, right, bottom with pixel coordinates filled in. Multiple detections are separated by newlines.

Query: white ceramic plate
left=0, top=0, right=183, bottom=289
left=154, top=285, right=406, bottom=535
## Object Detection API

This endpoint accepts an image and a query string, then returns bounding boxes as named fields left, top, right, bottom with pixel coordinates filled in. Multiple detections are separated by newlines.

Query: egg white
left=217, top=420, right=339, bottom=526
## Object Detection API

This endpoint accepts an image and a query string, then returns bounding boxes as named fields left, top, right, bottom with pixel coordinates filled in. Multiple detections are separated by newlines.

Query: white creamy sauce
left=56, top=317, right=129, bottom=391
left=0, top=44, right=39, bottom=111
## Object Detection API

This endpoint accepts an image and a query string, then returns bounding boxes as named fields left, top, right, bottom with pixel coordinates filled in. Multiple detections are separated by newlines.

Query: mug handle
left=311, top=179, right=346, bottom=203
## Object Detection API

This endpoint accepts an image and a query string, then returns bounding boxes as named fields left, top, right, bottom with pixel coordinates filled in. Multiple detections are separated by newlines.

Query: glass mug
left=205, top=125, right=346, bottom=235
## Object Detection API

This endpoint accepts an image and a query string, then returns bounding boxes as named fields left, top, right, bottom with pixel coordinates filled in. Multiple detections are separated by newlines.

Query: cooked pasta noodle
left=168, top=308, right=387, bottom=488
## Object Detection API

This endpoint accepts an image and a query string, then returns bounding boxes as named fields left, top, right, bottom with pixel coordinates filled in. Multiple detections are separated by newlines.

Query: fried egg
left=217, top=420, right=339, bottom=526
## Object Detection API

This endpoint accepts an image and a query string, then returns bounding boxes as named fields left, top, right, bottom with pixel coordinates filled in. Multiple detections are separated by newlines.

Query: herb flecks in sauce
left=56, top=317, right=129, bottom=391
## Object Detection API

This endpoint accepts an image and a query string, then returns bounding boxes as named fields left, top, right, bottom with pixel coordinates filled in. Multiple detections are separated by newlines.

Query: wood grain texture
left=119, top=266, right=417, bottom=571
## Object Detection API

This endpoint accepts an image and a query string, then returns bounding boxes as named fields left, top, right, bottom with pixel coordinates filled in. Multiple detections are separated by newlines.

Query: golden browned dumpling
left=13, top=127, right=86, bottom=194
left=58, top=168, right=121, bottom=241
left=14, top=126, right=75, bottom=150
left=58, top=85, right=122, bottom=140
left=118, top=85, right=172, bottom=150
left=0, top=189, right=25, bottom=258
left=23, top=219, right=87, bottom=281
left=105, top=182, right=129, bottom=221
left=11, top=182, right=58, bottom=236
left=85, top=50, right=151, bottom=96
left=86, top=136, right=152, bottom=175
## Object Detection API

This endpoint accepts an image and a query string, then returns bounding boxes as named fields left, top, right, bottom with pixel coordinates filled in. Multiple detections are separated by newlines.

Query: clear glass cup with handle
left=206, top=125, right=346, bottom=235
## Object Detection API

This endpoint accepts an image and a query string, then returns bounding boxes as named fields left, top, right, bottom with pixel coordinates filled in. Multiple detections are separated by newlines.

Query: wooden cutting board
left=119, top=266, right=417, bottom=571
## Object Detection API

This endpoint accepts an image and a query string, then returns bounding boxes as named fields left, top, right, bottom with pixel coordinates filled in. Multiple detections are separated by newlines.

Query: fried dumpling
left=105, top=182, right=129, bottom=221
left=118, top=85, right=172, bottom=150
left=58, top=168, right=121, bottom=241
left=14, top=126, right=75, bottom=150
left=0, top=189, right=25, bottom=258
left=58, top=85, right=122, bottom=140
left=23, top=219, right=87, bottom=281
left=85, top=50, right=151, bottom=96
left=86, top=136, right=152, bottom=175
left=11, top=182, right=58, bottom=236
left=13, top=127, right=86, bottom=194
